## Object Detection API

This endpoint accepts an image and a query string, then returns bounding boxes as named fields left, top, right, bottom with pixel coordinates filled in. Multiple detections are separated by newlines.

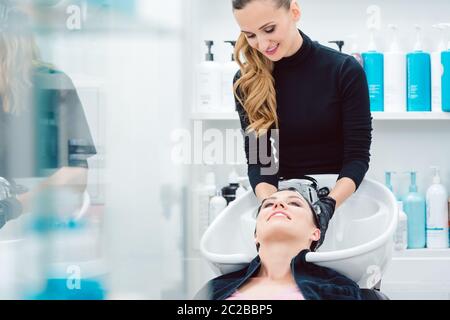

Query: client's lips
left=268, top=211, right=291, bottom=221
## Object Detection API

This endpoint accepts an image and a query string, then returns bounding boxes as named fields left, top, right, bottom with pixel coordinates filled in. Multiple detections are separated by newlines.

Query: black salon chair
left=360, top=288, right=390, bottom=300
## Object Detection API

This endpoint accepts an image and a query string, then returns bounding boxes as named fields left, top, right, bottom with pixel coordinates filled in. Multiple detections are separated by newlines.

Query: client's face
left=255, top=190, right=320, bottom=248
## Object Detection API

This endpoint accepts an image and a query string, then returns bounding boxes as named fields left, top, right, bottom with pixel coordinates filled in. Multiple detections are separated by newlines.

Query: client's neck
left=257, top=241, right=308, bottom=282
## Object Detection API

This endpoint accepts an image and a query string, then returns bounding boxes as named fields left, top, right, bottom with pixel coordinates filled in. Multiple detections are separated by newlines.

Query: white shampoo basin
left=200, top=175, right=398, bottom=288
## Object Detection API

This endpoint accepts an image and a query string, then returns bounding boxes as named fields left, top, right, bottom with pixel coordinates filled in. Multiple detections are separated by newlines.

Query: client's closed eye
left=288, top=201, right=302, bottom=207
left=263, top=202, right=274, bottom=208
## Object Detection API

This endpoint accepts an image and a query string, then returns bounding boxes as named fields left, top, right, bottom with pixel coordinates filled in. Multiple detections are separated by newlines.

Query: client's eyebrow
left=262, top=195, right=307, bottom=206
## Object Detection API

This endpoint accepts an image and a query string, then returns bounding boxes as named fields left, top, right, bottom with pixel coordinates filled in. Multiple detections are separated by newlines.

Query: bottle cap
left=388, top=24, right=401, bottom=53
left=430, top=166, right=441, bottom=184
left=413, top=25, right=423, bottom=51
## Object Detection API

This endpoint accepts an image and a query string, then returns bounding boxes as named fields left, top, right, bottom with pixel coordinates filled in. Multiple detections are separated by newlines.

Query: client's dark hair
left=254, top=187, right=319, bottom=252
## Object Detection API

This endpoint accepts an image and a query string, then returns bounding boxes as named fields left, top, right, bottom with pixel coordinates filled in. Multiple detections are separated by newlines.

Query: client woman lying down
left=194, top=187, right=364, bottom=300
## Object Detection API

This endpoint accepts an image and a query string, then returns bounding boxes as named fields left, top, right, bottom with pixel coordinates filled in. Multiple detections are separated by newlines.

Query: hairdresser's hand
left=312, top=196, right=336, bottom=250
left=0, top=196, right=23, bottom=229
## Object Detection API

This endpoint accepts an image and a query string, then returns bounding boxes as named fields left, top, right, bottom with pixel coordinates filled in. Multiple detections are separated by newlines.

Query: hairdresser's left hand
left=312, top=196, right=337, bottom=250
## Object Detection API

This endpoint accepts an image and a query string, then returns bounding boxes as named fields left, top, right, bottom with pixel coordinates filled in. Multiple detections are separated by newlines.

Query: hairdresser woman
left=0, top=3, right=96, bottom=228
left=232, top=0, right=372, bottom=249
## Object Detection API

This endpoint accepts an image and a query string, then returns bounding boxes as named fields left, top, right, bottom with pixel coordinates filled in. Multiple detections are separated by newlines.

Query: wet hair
left=232, top=0, right=292, bottom=137
left=232, top=0, right=291, bottom=10
left=254, top=186, right=319, bottom=252
left=0, top=1, right=40, bottom=115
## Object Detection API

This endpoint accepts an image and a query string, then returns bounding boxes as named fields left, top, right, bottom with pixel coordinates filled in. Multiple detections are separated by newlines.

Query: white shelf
left=190, top=111, right=450, bottom=121
left=373, top=112, right=450, bottom=120
left=392, top=248, right=450, bottom=259
left=190, top=112, right=238, bottom=120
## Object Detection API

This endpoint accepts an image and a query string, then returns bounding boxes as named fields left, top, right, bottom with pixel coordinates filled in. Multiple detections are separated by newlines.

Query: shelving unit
left=191, top=111, right=450, bottom=121
left=382, top=248, right=450, bottom=299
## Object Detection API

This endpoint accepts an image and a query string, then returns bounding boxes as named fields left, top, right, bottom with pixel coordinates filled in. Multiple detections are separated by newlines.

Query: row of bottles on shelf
left=386, top=167, right=449, bottom=251
left=194, top=40, right=239, bottom=114
left=195, top=22, right=450, bottom=116
left=192, top=167, right=249, bottom=249
left=352, top=23, right=450, bottom=113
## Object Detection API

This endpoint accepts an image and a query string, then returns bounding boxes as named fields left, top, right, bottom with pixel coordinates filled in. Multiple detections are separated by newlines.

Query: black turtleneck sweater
left=235, top=29, right=373, bottom=193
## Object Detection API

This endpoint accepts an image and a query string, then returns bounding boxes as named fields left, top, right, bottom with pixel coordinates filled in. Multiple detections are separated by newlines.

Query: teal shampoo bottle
left=362, top=28, right=384, bottom=112
left=407, top=25, right=432, bottom=112
left=442, top=24, right=450, bottom=112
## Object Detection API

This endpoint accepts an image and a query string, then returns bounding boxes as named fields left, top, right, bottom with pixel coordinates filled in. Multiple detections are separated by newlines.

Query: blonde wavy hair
left=0, top=5, right=40, bottom=115
left=232, top=0, right=291, bottom=137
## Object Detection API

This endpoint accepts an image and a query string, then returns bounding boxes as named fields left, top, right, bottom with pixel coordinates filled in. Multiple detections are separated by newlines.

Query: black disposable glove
left=0, top=197, right=23, bottom=229
left=311, top=196, right=336, bottom=251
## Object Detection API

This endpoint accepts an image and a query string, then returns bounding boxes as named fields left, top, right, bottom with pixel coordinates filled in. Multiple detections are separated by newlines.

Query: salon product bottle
left=403, top=171, right=426, bottom=249
left=195, top=41, right=222, bottom=112
left=386, top=172, right=408, bottom=251
left=347, top=34, right=363, bottom=67
left=209, top=190, right=227, bottom=224
left=448, top=197, right=450, bottom=246
left=192, top=172, right=216, bottom=249
left=385, top=25, right=406, bottom=113
left=362, top=26, right=384, bottom=112
left=329, top=40, right=345, bottom=53
left=442, top=23, right=450, bottom=112
left=431, top=24, right=446, bottom=112
left=407, top=25, right=432, bottom=112
left=221, top=168, right=240, bottom=205
left=221, top=41, right=239, bottom=112
left=426, top=166, right=449, bottom=248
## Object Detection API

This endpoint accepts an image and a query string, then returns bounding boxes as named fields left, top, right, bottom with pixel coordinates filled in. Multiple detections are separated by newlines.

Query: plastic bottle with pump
left=209, top=190, right=227, bottom=224
left=442, top=23, right=450, bottom=112
left=192, top=171, right=216, bottom=250
left=431, top=23, right=447, bottom=112
left=407, top=25, right=432, bottom=112
left=402, top=171, right=426, bottom=249
left=221, top=167, right=240, bottom=205
left=385, top=25, right=407, bottom=113
left=195, top=41, right=222, bottom=113
left=426, top=166, right=449, bottom=248
left=362, top=26, right=384, bottom=112
left=221, top=41, right=239, bottom=112
left=347, top=34, right=363, bottom=67
left=386, top=172, right=408, bottom=251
